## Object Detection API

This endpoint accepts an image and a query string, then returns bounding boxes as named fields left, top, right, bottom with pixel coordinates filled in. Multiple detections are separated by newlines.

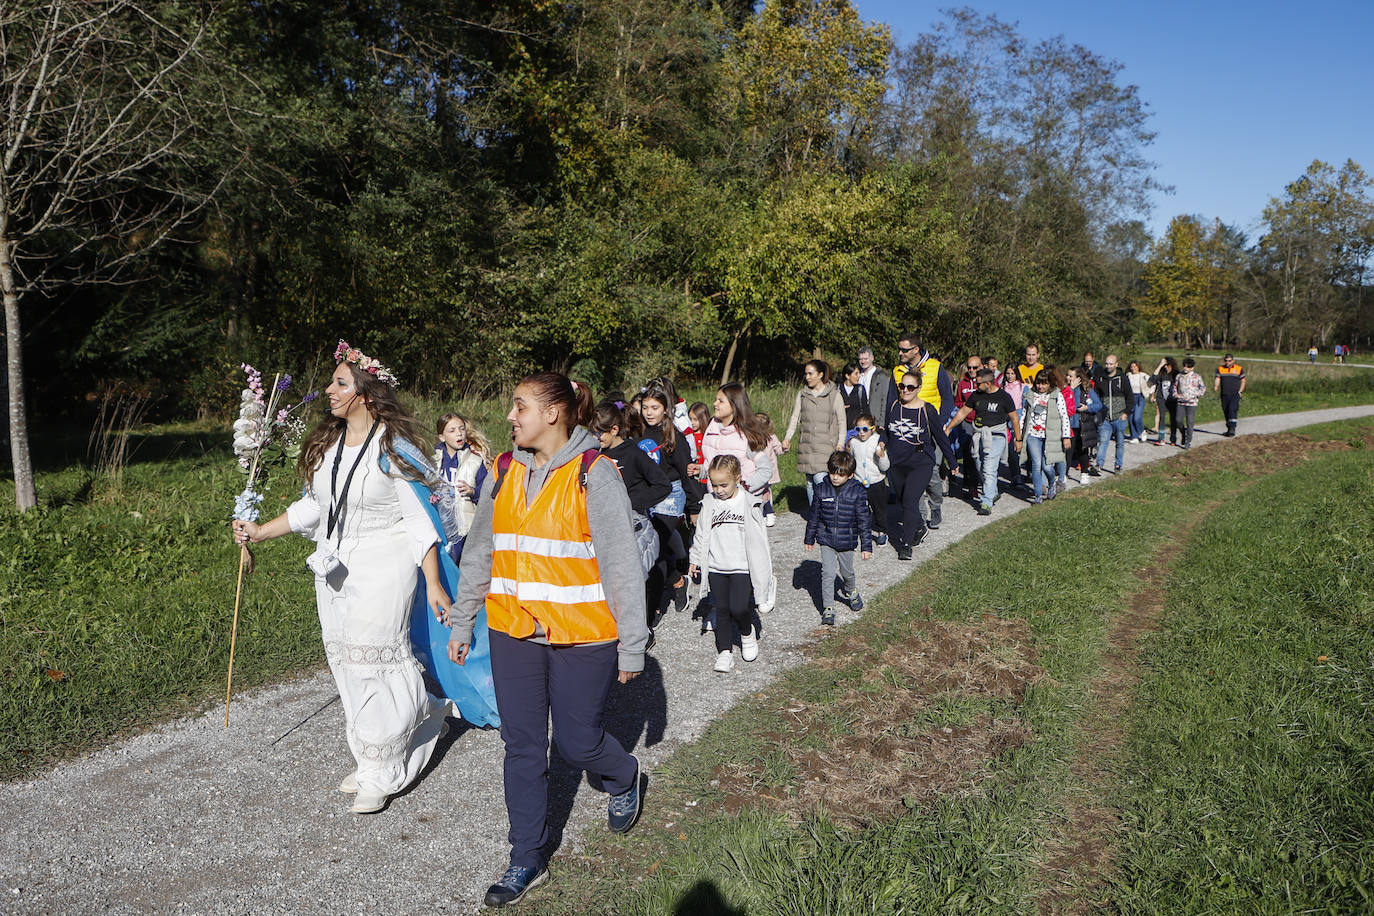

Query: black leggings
left=708, top=572, right=753, bottom=653
left=865, top=480, right=888, bottom=535
left=887, top=454, right=936, bottom=549
left=646, top=514, right=686, bottom=626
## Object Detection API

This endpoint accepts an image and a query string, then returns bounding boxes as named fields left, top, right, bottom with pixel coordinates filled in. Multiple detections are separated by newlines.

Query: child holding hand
left=689, top=455, right=775, bottom=673
left=804, top=450, right=872, bottom=626
left=846, top=412, right=889, bottom=546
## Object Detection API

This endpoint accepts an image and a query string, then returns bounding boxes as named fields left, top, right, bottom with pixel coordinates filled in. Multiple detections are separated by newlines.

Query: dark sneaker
left=608, top=757, right=644, bottom=834
left=645, top=630, right=656, bottom=652
left=672, top=577, right=689, bottom=612
left=849, top=592, right=864, bottom=611
left=1087, top=467, right=1102, bottom=477
left=928, top=510, right=942, bottom=529
left=977, top=504, right=992, bottom=516
left=821, top=607, right=836, bottom=626
left=912, top=527, right=928, bottom=548
left=1114, top=466, right=1123, bottom=473
left=873, top=532, right=887, bottom=546
left=896, top=546, right=913, bottom=561
left=484, top=865, right=549, bottom=908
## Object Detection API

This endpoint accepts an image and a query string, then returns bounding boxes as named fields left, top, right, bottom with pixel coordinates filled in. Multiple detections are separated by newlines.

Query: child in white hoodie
left=846, top=413, right=890, bottom=547
left=689, top=455, right=776, bottom=673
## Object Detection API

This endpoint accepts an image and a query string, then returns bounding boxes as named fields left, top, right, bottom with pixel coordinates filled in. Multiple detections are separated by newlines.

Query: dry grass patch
left=715, top=616, right=1043, bottom=827
left=1138, top=431, right=1358, bottom=480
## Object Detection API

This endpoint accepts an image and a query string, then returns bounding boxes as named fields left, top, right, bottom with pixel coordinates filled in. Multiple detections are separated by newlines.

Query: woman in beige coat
left=782, top=359, right=848, bottom=512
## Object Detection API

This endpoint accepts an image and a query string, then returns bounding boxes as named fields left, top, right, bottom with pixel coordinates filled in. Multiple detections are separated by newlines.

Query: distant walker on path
left=1215, top=354, right=1247, bottom=437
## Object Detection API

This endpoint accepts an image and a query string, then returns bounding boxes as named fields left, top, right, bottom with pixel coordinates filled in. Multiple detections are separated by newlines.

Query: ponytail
left=520, top=372, right=594, bottom=434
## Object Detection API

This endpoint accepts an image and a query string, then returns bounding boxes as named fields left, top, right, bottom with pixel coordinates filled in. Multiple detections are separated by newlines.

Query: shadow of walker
left=674, top=880, right=746, bottom=915
left=540, top=655, right=669, bottom=860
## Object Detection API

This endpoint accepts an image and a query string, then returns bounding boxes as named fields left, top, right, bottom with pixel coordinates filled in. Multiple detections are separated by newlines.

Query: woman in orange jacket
left=447, top=372, right=649, bottom=908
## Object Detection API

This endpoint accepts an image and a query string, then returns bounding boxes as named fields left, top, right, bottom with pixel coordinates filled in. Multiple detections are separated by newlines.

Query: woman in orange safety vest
left=447, top=371, right=650, bottom=908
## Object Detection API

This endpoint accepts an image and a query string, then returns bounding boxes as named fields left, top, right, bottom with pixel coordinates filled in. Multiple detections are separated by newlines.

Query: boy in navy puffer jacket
left=804, top=450, right=873, bottom=626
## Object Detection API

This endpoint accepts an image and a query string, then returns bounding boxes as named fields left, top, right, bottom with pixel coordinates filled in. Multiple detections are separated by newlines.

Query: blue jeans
left=1027, top=436, right=1066, bottom=498
left=1097, top=416, right=1128, bottom=469
left=974, top=427, right=1006, bottom=507
left=1026, top=436, right=1047, bottom=498
left=1129, top=399, right=1145, bottom=439
left=803, top=471, right=827, bottom=511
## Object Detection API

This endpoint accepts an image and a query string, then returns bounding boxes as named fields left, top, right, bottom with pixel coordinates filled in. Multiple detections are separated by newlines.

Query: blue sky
left=852, top=0, right=1374, bottom=242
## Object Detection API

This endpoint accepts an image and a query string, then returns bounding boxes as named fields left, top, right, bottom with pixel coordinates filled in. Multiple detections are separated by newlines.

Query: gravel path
left=4, top=405, right=1371, bottom=915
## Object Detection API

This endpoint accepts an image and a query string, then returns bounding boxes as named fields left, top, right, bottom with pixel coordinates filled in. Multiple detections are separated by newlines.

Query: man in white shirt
left=856, top=346, right=889, bottom=429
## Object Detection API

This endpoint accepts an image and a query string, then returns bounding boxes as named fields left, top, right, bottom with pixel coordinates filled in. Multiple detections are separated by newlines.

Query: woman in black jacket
left=880, top=370, right=957, bottom=561
left=1149, top=357, right=1179, bottom=446
left=839, top=362, right=870, bottom=434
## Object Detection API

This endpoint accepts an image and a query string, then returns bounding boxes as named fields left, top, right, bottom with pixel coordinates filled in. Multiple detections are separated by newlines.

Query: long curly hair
left=297, top=362, right=432, bottom=485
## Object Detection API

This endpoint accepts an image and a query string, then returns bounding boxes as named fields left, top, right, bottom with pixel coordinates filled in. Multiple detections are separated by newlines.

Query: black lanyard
left=326, top=420, right=380, bottom=542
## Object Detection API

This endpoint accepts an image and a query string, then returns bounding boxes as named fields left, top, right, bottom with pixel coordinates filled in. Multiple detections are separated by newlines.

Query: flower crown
left=334, top=340, right=399, bottom=387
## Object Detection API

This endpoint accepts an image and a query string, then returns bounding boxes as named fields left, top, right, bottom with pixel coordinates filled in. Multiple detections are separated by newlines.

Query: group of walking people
left=230, top=333, right=1243, bottom=908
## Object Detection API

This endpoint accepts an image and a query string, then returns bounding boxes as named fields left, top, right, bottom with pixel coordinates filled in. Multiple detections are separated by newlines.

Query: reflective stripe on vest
left=485, top=457, right=619, bottom=644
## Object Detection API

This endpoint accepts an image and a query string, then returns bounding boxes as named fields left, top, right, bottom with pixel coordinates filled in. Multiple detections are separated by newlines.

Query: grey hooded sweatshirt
left=449, top=426, right=650, bottom=673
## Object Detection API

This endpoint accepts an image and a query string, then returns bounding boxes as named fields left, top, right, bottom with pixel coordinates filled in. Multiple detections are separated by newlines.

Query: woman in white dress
left=233, top=346, right=455, bottom=814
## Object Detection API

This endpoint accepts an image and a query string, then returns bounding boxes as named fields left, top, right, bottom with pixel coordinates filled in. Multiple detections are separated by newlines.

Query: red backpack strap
left=491, top=451, right=515, bottom=498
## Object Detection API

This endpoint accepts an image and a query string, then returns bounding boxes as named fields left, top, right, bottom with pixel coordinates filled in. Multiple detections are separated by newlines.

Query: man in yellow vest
left=889, top=331, right=955, bottom=528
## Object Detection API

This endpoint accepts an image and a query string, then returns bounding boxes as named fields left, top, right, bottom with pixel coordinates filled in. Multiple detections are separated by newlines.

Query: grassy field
left=0, top=446, right=319, bottom=779
left=1110, top=446, right=1374, bottom=910
left=518, top=418, right=1374, bottom=915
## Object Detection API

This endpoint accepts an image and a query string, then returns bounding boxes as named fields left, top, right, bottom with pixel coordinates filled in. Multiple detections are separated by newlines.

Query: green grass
left=528, top=441, right=1291, bottom=914
left=524, top=419, right=1374, bottom=915
left=0, top=447, right=319, bottom=779
left=1109, top=450, right=1374, bottom=912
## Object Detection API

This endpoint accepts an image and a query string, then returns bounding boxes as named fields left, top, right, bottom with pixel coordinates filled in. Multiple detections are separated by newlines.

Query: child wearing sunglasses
left=846, top=412, right=890, bottom=546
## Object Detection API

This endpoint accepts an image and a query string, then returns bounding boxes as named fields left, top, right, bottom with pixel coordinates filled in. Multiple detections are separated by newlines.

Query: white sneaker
left=713, top=650, right=735, bottom=673
left=764, top=514, right=776, bottom=527
left=350, top=790, right=388, bottom=814
left=337, top=772, right=359, bottom=794
left=740, top=632, right=759, bottom=662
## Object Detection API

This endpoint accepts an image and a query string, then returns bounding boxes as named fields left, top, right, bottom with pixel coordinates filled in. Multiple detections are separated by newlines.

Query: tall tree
left=721, top=0, right=890, bottom=180
left=1253, top=159, right=1374, bottom=351
left=1, top=0, right=227, bottom=510
left=1138, top=215, right=1219, bottom=348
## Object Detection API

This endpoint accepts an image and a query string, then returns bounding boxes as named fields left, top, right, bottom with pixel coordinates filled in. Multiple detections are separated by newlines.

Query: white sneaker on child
left=764, top=514, right=776, bottom=527
left=740, top=631, right=759, bottom=662
left=713, top=650, right=735, bottom=673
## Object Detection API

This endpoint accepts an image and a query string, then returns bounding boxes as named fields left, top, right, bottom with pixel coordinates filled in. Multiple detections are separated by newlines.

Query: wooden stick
left=224, top=372, right=279, bottom=727
left=224, top=543, right=249, bottom=727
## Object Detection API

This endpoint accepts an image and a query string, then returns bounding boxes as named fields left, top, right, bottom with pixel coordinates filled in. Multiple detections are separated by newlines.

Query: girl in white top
left=1125, top=360, right=1151, bottom=442
left=434, top=412, right=491, bottom=546
left=689, top=455, right=775, bottom=673
left=233, top=354, right=454, bottom=815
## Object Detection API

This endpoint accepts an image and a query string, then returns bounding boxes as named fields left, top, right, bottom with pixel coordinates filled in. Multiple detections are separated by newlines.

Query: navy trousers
left=490, top=630, right=637, bottom=870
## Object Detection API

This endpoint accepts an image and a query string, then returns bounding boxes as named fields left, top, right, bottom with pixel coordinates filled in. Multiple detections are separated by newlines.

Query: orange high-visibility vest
left=485, top=456, right=619, bottom=644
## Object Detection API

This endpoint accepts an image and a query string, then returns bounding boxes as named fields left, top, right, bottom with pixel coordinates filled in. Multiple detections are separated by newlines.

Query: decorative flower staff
left=226, top=365, right=317, bottom=726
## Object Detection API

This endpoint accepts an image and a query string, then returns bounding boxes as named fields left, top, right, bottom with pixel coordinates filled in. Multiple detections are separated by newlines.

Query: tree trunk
left=720, top=322, right=748, bottom=385
left=0, top=239, right=36, bottom=511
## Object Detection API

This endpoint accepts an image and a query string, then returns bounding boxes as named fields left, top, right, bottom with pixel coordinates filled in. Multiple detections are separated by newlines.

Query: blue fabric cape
left=382, top=442, right=499, bottom=728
